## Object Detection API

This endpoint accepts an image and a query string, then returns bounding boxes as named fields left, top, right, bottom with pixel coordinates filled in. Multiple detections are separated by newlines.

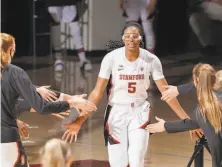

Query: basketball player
left=62, top=22, right=201, bottom=167
left=0, top=33, right=96, bottom=167
left=46, top=0, right=92, bottom=71
left=146, top=64, right=222, bottom=167
left=120, top=0, right=157, bottom=52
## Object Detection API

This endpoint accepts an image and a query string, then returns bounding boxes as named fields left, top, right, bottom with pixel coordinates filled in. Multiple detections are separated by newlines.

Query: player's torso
left=108, top=48, right=152, bottom=104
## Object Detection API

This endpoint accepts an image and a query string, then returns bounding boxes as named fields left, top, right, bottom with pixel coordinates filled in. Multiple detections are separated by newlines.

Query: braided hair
left=106, top=22, right=145, bottom=52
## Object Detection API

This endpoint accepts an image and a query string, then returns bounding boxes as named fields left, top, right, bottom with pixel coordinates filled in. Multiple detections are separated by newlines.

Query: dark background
left=1, top=0, right=199, bottom=57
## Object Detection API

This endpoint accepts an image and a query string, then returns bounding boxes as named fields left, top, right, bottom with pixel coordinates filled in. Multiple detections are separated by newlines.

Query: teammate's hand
left=189, top=129, right=204, bottom=140
left=58, top=93, right=87, bottom=101
left=17, top=119, right=29, bottom=139
left=62, top=122, right=81, bottom=143
left=146, top=116, right=166, bottom=133
left=161, top=85, right=179, bottom=102
left=51, top=110, right=71, bottom=119
left=68, top=96, right=97, bottom=113
left=36, top=86, right=58, bottom=101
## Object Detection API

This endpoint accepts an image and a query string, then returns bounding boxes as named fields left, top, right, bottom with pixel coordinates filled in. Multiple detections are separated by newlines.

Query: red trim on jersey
left=107, top=78, right=113, bottom=102
left=140, top=108, right=151, bottom=129
left=13, top=142, right=20, bottom=167
left=105, top=111, right=120, bottom=144
left=109, top=135, right=120, bottom=144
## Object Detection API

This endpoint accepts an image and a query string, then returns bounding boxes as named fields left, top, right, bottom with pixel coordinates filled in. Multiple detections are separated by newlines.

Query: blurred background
left=1, top=0, right=222, bottom=166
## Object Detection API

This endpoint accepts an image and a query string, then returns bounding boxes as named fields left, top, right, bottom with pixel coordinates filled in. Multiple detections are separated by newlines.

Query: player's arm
left=152, top=57, right=203, bottom=139
left=71, top=77, right=109, bottom=125
left=150, top=57, right=189, bottom=119
left=161, top=82, right=195, bottom=102
left=146, top=116, right=200, bottom=134
left=62, top=53, right=112, bottom=143
left=155, top=79, right=190, bottom=119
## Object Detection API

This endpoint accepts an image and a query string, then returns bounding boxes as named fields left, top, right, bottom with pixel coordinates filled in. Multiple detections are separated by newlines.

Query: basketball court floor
left=14, top=52, right=221, bottom=167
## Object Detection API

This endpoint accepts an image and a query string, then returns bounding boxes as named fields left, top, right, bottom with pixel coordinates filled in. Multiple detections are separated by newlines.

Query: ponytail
left=194, top=64, right=222, bottom=133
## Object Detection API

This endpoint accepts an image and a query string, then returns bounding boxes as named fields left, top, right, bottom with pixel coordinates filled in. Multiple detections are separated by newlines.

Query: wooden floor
left=15, top=53, right=221, bottom=167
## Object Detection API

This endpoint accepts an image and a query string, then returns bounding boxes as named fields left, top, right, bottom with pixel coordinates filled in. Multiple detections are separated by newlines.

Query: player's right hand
left=62, top=122, right=81, bottom=143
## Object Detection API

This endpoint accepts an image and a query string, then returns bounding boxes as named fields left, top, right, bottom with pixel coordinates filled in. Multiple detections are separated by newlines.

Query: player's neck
left=125, top=50, right=139, bottom=62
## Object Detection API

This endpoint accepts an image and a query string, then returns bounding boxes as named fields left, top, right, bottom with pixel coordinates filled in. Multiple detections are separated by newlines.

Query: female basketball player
left=146, top=64, right=222, bottom=167
left=0, top=33, right=96, bottom=167
left=62, top=22, right=201, bottom=167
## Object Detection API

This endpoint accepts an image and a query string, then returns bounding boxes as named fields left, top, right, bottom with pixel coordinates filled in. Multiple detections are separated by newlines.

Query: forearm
left=177, top=82, right=195, bottom=95
left=166, top=98, right=190, bottom=119
left=78, top=90, right=104, bottom=124
left=164, top=119, right=200, bottom=133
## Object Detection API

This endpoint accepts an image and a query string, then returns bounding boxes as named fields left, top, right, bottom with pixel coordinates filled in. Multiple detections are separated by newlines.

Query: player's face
left=123, top=26, right=141, bottom=52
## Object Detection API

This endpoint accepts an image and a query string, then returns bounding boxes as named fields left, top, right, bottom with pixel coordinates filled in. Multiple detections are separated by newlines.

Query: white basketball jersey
left=99, top=47, right=164, bottom=105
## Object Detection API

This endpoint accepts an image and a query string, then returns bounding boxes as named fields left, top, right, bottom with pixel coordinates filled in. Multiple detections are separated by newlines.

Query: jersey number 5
left=128, top=82, right=136, bottom=93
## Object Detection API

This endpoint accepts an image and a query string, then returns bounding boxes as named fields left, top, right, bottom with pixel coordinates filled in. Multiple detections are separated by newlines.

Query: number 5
left=128, top=82, right=136, bottom=93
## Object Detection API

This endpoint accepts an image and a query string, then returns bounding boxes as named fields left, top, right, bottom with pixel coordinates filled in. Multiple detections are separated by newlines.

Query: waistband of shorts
left=109, top=100, right=149, bottom=108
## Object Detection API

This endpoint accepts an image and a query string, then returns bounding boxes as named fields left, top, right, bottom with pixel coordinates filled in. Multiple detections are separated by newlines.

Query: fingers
left=62, top=130, right=77, bottom=143
left=62, top=130, right=69, bottom=140
left=145, top=125, right=155, bottom=133
left=163, top=85, right=170, bottom=89
left=42, top=85, right=51, bottom=88
left=161, top=93, right=171, bottom=101
left=74, top=134, right=78, bottom=142
left=195, top=129, right=204, bottom=139
left=155, top=116, right=162, bottom=122
left=51, top=113, right=65, bottom=119
left=79, top=94, right=87, bottom=98
left=19, top=126, right=29, bottom=138
left=22, top=127, right=29, bottom=138
left=70, top=133, right=77, bottom=143
left=47, top=91, right=58, bottom=101
left=189, top=131, right=194, bottom=140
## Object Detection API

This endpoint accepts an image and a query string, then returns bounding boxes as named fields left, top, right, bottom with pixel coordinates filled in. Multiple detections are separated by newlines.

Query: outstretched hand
left=36, top=86, right=58, bottom=101
left=69, top=95, right=97, bottom=114
left=146, top=117, right=166, bottom=133
left=62, top=122, right=82, bottom=143
left=161, top=85, right=179, bottom=102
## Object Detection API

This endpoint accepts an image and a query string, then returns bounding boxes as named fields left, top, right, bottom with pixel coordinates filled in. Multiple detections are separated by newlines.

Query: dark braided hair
left=106, top=22, right=145, bottom=52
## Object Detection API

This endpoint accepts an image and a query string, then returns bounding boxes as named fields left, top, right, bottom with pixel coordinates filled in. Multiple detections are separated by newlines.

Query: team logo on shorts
left=140, top=67, right=144, bottom=71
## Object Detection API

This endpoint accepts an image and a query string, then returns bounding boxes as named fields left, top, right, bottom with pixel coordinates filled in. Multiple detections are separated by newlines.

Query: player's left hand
left=146, top=116, right=166, bottom=133
left=51, top=110, right=71, bottom=119
left=17, top=119, right=29, bottom=139
left=36, top=86, right=58, bottom=101
left=62, top=122, right=81, bottom=143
